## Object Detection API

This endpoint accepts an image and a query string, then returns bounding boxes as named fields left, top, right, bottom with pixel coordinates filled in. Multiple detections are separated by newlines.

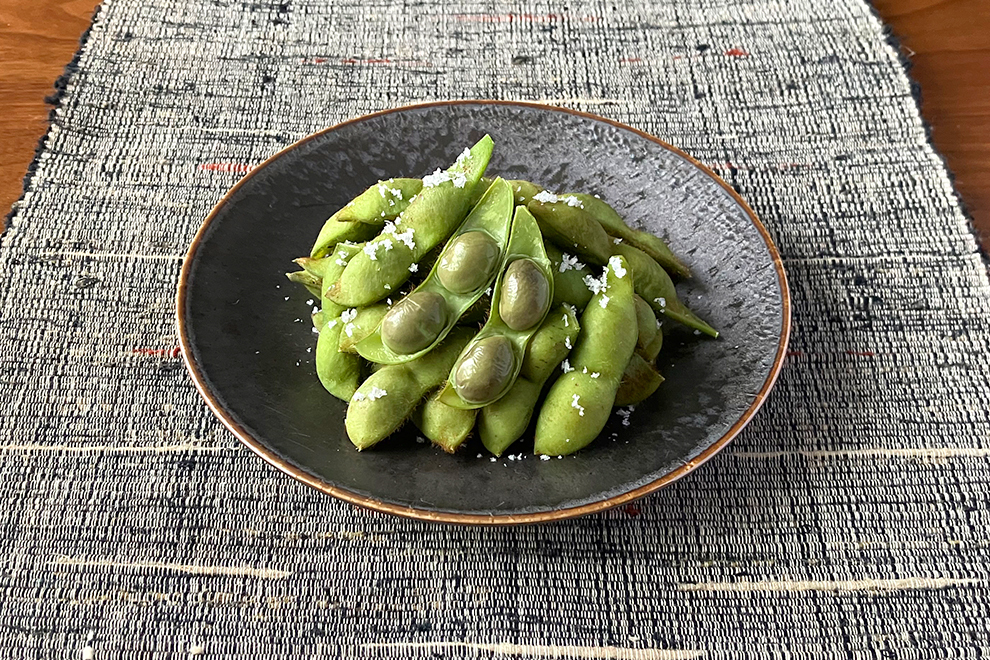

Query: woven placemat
left=3, top=0, right=990, bottom=657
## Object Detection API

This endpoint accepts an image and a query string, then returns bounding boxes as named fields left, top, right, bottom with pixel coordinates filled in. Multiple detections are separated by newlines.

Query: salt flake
left=571, top=394, right=585, bottom=416
left=608, top=255, right=627, bottom=278
left=533, top=190, right=559, bottom=204
left=558, top=253, right=582, bottom=273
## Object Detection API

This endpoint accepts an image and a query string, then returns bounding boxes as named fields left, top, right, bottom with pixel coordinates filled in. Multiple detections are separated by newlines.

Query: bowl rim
left=176, top=99, right=791, bottom=526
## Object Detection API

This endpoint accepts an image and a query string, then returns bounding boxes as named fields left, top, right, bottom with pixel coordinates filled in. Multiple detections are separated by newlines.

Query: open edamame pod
left=337, top=303, right=388, bottom=354
left=438, top=206, right=554, bottom=409
left=534, top=255, right=638, bottom=456
left=412, top=395, right=478, bottom=454
left=614, top=353, right=664, bottom=406
left=315, top=243, right=364, bottom=400
left=478, top=304, right=580, bottom=456
left=561, top=192, right=691, bottom=278
left=345, top=327, right=474, bottom=450
left=526, top=193, right=613, bottom=266
left=355, top=178, right=514, bottom=364
left=612, top=242, right=718, bottom=338
left=327, top=135, right=495, bottom=307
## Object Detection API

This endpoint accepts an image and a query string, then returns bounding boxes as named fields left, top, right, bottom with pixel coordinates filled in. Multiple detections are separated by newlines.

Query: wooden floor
left=1, top=0, right=988, bottom=250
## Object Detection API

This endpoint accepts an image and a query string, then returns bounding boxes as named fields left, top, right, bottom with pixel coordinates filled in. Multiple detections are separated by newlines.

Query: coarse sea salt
left=599, top=294, right=610, bottom=309
left=558, top=253, right=582, bottom=273
left=367, top=386, right=388, bottom=401
left=408, top=263, right=418, bottom=273
left=565, top=336, right=572, bottom=349
left=561, top=359, right=574, bottom=374
left=583, top=273, right=607, bottom=295
left=608, top=255, right=627, bottom=278
left=654, top=297, right=666, bottom=308
left=590, top=372, right=600, bottom=379
left=571, top=394, right=585, bottom=416
left=540, top=455, right=551, bottom=461
left=363, top=242, right=381, bottom=261
left=422, top=168, right=452, bottom=188
left=561, top=195, right=584, bottom=208
left=533, top=190, right=559, bottom=204
left=341, top=309, right=357, bottom=323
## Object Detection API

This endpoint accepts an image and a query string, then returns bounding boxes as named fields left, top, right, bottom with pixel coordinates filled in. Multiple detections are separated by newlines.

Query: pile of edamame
left=286, top=135, right=718, bottom=457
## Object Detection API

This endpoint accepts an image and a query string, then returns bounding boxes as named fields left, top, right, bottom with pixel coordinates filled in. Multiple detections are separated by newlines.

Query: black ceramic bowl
left=177, top=101, right=789, bottom=525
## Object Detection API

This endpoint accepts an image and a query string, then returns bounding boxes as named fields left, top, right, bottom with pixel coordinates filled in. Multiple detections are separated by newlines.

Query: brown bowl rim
left=176, top=99, right=791, bottom=526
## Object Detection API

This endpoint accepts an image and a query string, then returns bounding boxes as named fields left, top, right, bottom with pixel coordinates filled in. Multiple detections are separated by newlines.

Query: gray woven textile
left=3, top=0, right=990, bottom=656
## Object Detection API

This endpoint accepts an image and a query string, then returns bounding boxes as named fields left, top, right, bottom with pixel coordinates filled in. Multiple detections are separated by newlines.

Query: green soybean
left=478, top=304, right=581, bottom=456
left=438, top=206, right=554, bottom=409
left=499, top=258, right=551, bottom=331
left=438, top=231, right=501, bottom=293
left=527, top=194, right=613, bottom=266
left=561, top=192, right=691, bottom=278
left=327, top=136, right=495, bottom=306
left=412, top=395, right=477, bottom=454
left=545, top=243, right=594, bottom=310
left=612, top=242, right=718, bottom=338
left=356, top=177, right=514, bottom=364
left=534, top=255, right=637, bottom=456
left=614, top=353, right=664, bottom=406
left=345, top=327, right=473, bottom=450
left=452, top=335, right=516, bottom=404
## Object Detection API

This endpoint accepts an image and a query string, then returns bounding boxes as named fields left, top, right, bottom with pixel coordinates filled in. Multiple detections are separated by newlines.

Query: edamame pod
left=309, top=220, right=383, bottom=259
left=614, top=353, right=664, bottom=406
left=332, top=178, right=423, bottom=225
left=438, top=206, right=554, bottom=409
left=337, top=303, right=388, bottom=353
left=328, top=136, right=495, bottom=306
left=640, top=328, right=664, bottom=362
left=356, top=178, right=514, bottom=364
left=527, top=193, right=612, bottom=266
left=345, top=328, right=474, bottom=450
left=478, top=304, right=581, bottom=456
left=561, top=192, right=691, bottom=278
left=508, top=179, right=543, bottom=205
left=633, top=295, right=661, bottom=356
left=315, top=243, right=364, bottom=400
left=612, top=243, right=718, bottom=338
left=545, top=243, right=594, bottom=310
left=534, top=255, right=637, bottom=456
left=412, top=395, right=477, bottom=454
left=468, top=176, right=495, bottom=209
left=285, top=270, right=322, bottom=299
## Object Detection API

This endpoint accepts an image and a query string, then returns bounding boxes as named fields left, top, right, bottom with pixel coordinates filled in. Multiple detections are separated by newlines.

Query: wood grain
left=0, top=0, right=988, bottom=250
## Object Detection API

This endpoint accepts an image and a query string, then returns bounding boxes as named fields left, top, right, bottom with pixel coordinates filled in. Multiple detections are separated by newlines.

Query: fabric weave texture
left=2, top=0, right=989, bottom=657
